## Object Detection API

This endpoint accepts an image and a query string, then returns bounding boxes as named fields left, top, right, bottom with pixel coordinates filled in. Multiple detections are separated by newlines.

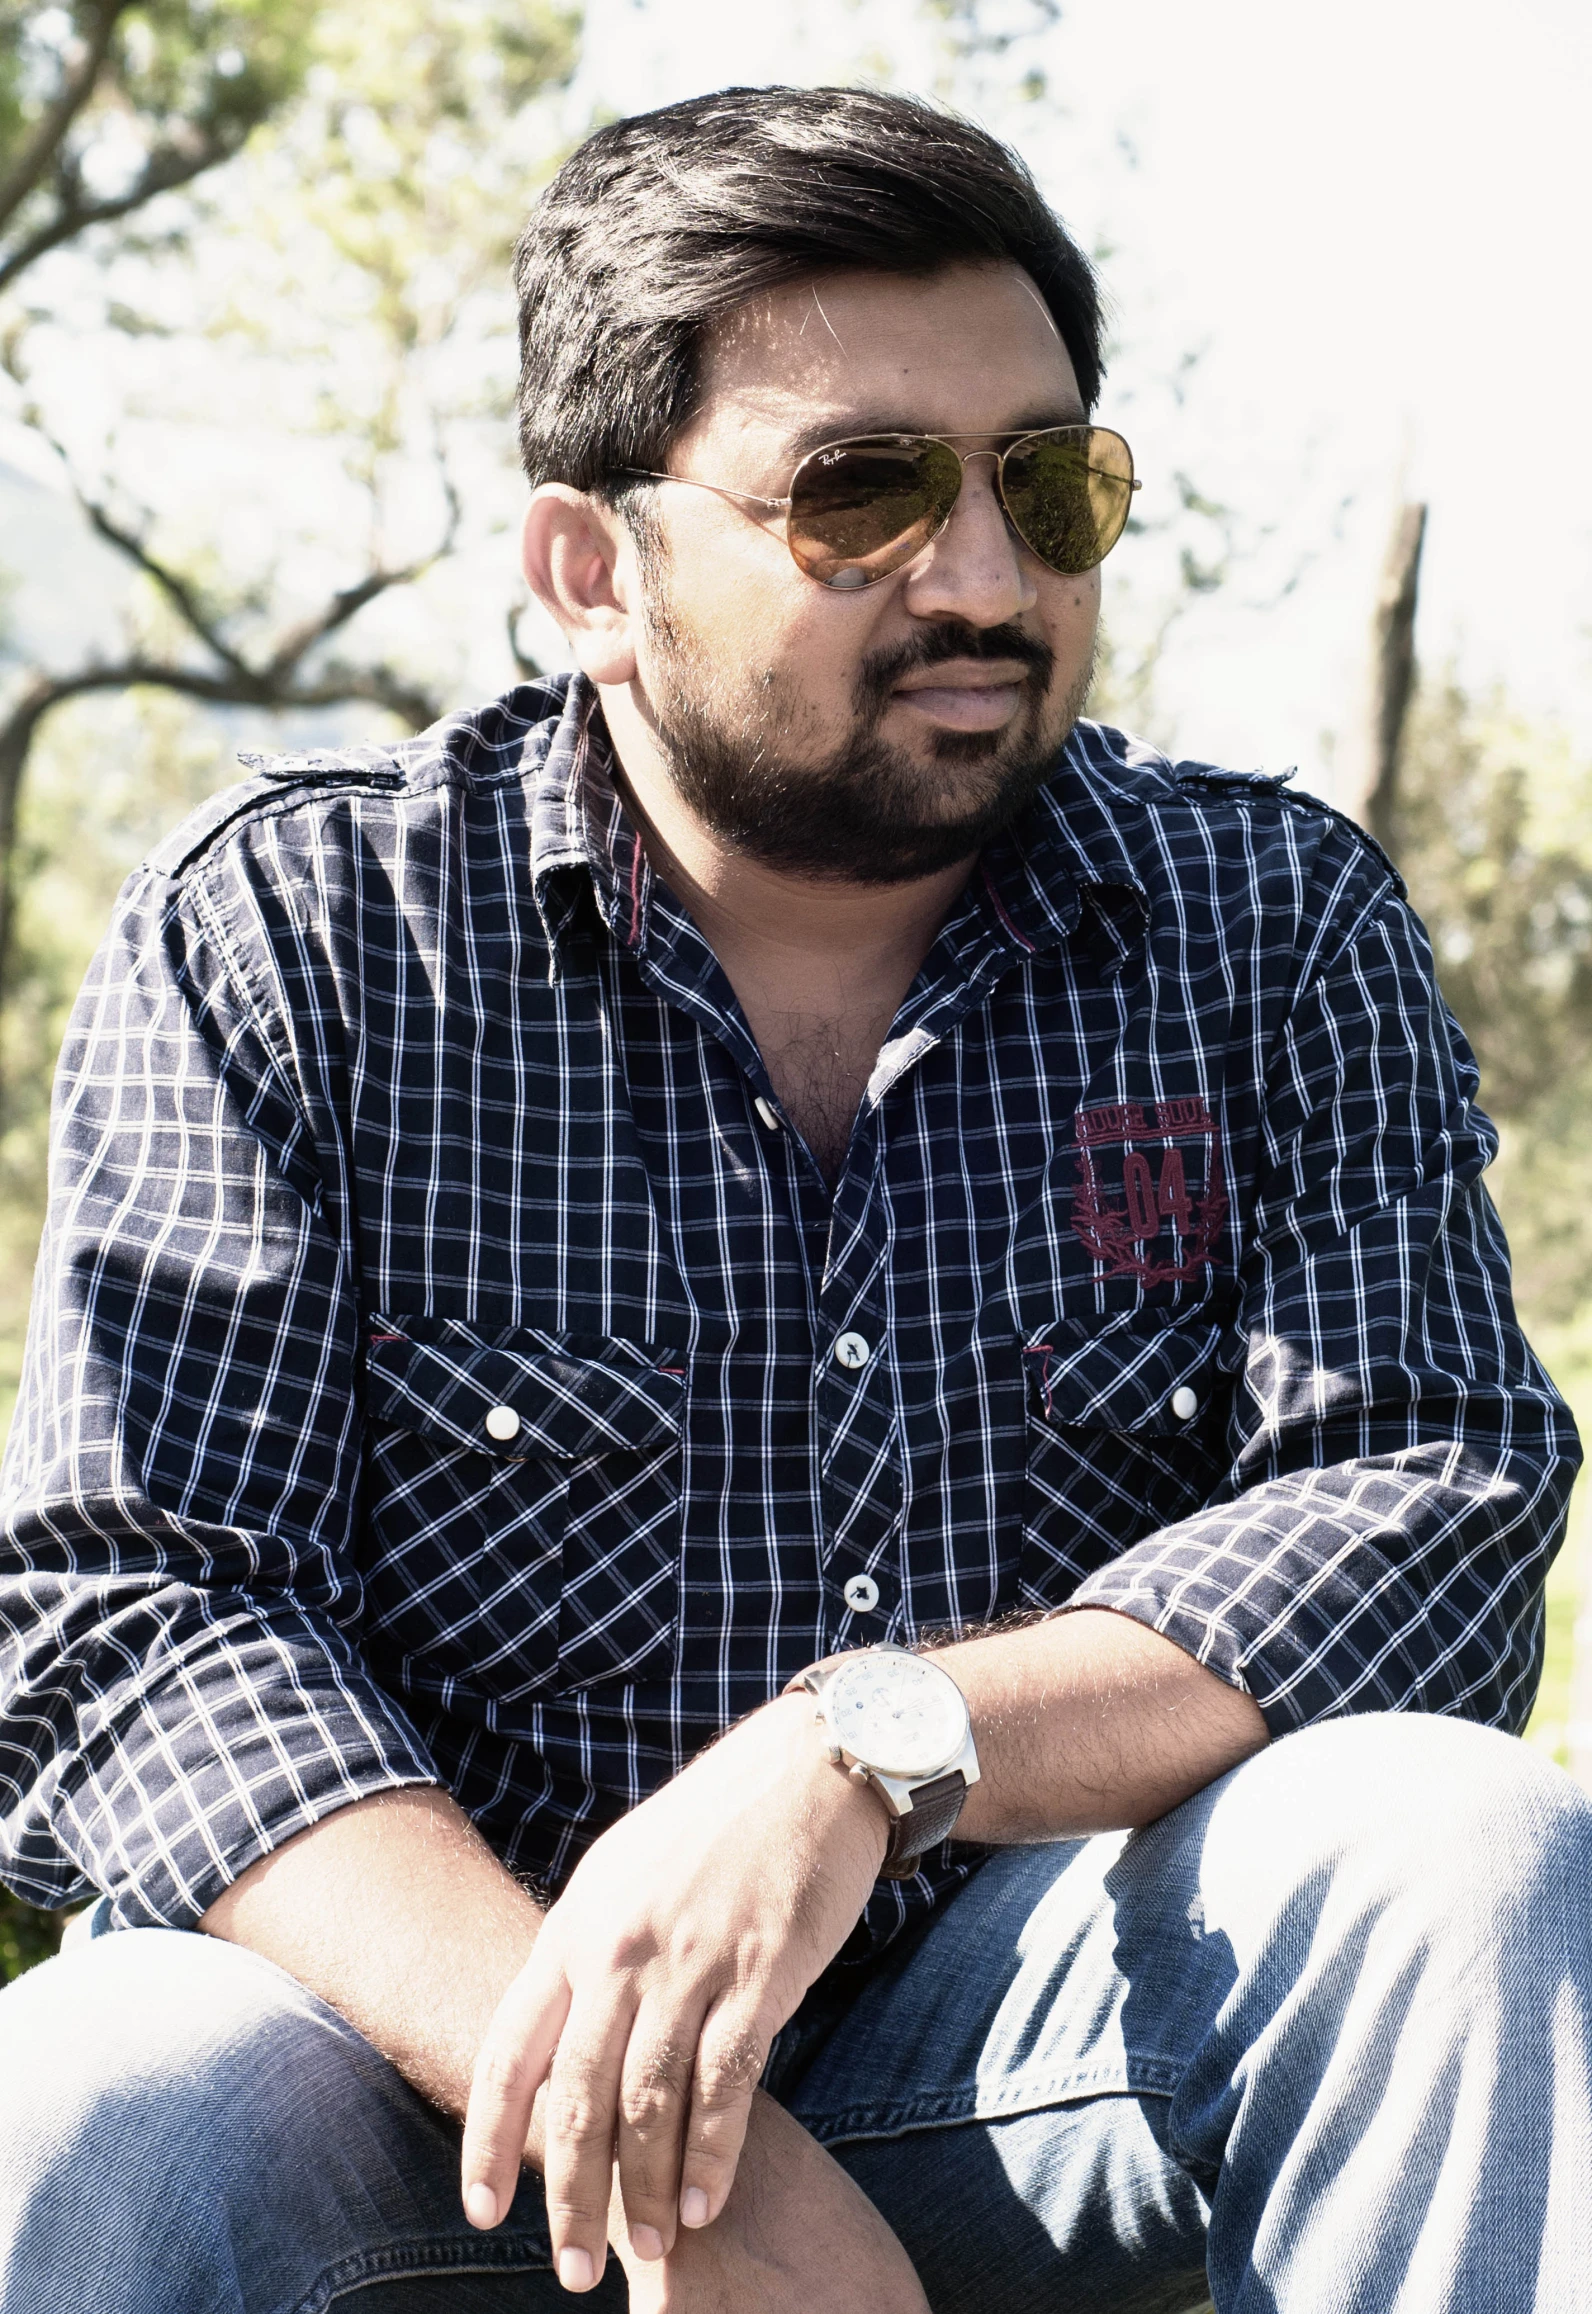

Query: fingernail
left=680, top=2186, right=710, bottom=2228
left=464, top=2182, right=498, bottom=2229
left=558, top=2247, right=595, bottom=2292
left=630, top=2224, right=664, bottom=2260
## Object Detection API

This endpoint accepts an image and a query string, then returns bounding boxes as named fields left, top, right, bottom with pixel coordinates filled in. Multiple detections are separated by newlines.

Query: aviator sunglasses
left=620, top=425, right=1140, bottom=591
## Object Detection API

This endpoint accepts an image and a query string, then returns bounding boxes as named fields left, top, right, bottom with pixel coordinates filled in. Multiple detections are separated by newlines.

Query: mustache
left=855, top=621, right=1056, bottom=719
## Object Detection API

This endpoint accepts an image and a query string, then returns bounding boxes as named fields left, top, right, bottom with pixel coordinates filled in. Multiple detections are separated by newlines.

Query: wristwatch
left=792, top=1642, right=981, bottom=1880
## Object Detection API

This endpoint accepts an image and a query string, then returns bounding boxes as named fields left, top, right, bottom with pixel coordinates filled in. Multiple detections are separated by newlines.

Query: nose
left=901, top=451, right=1037, bottom=628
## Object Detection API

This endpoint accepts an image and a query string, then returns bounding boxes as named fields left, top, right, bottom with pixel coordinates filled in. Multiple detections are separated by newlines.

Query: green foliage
left=0, top=0, right=318, bottom=291
left=1389, top=680, right=1592, bottom=1325
left=0, top=1883, right=61, bottom=1978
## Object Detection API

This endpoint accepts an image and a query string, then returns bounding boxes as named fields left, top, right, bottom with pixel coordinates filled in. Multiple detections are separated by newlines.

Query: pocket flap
left=364, top=1316, right=685, bottom=1460
left=1023, top=1314, right=1223, bottom=1433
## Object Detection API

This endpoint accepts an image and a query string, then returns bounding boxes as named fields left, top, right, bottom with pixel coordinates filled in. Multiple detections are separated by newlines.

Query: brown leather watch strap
left=878, top=1768, right=969, bottom=1880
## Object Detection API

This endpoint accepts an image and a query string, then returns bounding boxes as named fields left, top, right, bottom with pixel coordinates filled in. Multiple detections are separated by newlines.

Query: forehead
left=681, top=261, right=1085, bottom=464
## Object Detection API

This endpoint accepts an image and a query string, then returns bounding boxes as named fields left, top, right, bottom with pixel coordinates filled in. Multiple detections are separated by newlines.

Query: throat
left=761, top=1026, right=875, bottom=1183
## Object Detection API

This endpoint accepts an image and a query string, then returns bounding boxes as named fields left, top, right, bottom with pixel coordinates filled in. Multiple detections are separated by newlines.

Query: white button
left=484, top=1404, right=521, bottom=1441
left=1170, top=1385, right=1199, bottom=1422
left=843, top=1574, right=881, bottom=1614
left=833, top=1331, right=872, bottom=1371
left=753, top=1095, right=781, bottom=1130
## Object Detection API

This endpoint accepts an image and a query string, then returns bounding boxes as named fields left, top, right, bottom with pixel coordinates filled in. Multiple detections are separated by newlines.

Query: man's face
left=627, top=260, right=1102, bottom=883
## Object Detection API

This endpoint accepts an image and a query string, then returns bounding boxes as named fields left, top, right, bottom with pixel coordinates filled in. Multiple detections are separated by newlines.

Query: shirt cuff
left=53, top=1597, right=440, bottom=1930
left=1059, top=1463, right=1519, bottom=1737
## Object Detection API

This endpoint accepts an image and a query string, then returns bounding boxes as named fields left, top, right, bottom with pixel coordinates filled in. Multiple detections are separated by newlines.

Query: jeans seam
left=290, top=2235, right=553, bottom=2314
left=795, top=2056, right=1185, bottom=2146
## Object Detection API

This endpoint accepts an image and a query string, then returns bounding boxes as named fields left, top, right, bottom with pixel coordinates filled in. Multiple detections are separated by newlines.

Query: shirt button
left=753, top=1095, right=781, bottom=1130
left=833, top=1331, right=872, bottom=1371
left=843, top=1574, right=881, bottom=1615
left=484, top=1404, right=521, bottom=1442
left=1170, top=1385, right=1199, bottom=1422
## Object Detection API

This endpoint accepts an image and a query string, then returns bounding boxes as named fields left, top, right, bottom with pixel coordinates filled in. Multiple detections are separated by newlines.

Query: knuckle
left=620, top=2035, right=693, bottom=2129
left=476, top=2045, right=534, bottom=2104
left=696, top=2029, right=766, bottom=2108
left=546, top=2085, right=612, bottom=2146
left=618, top=2076, right=686, bottom=2136
left=546, top=2191, right=611, bottom=2229
left=682, top=2133, right=739, bottom=2178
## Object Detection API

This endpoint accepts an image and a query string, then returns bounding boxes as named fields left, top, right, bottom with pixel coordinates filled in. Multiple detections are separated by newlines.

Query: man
left=0, top=81, right=1585, bottom=2314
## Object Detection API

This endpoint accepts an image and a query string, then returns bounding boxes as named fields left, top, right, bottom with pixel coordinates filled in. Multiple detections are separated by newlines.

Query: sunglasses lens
left=999, top=427, right=1136, bottom=575
left=787, top=438, right=963, bottom=587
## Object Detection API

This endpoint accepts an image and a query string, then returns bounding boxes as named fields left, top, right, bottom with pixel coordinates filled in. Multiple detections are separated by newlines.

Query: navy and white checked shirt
left=0, top=674, right=1579, bottom=1952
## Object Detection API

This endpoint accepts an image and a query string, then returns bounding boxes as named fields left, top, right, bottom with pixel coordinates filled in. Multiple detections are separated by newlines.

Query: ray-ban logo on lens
left=1071, top=1097, right=1228, bottom=1285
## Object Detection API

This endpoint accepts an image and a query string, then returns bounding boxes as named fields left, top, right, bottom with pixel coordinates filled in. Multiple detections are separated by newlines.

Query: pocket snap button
left=1170, top=1385, right=1199, bottom=1421
left=484, top=1404, right=521, bottom=1442
left=833, top=1331, right=872, bottom=1371
left=843, top=1573, right=881, bottom=1614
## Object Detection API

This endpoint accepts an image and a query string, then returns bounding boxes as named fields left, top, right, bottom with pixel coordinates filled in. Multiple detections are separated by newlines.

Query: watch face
left=826, top=1652, right=967, bottom=1781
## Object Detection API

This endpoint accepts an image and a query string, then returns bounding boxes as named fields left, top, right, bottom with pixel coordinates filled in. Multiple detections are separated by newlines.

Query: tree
left=0, top=0, right=315, bottom=295
left=0, top=0, right=576, bottom=1018
left=1388, top=676, right=1592, bottom=1323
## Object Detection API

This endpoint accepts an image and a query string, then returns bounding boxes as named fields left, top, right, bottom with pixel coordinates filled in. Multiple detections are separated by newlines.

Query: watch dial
left=827, top=1653, right=967, bottom=1780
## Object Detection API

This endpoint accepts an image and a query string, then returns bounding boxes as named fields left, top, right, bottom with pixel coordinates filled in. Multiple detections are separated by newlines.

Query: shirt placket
left=814, top=1142, right=902, bottom=1642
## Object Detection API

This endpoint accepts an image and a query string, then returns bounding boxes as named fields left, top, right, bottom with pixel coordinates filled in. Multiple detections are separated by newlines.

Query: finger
left=614, top=1997, right=711, bottom=2259
left=461, top=1949, right=572, bottom=2232
left=677, top=1999, right=773, bottom=2230
left=539, top=1988, right=639, bottom=2293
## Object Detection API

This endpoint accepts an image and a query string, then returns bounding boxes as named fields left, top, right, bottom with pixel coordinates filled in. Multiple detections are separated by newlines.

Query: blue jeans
left=4, top=1714, right=1591, bottom=2312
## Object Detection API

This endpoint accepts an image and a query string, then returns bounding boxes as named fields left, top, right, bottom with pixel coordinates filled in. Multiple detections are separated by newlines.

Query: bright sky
left=570, top=0, right=1592, bottom=801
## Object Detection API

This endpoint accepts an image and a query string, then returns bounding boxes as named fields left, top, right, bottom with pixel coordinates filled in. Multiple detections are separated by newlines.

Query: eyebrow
left=777, top=404, right=1091, bottom=463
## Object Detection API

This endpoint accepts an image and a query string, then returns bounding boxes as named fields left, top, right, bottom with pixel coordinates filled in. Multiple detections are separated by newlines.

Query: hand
left=615, top=2091, right=931, bottom=2314
left=460, top=1691, right=889, bottom=2292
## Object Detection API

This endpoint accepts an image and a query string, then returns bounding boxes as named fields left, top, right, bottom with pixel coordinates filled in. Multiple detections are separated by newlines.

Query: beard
left=638, top=601, right=1093, bottom=885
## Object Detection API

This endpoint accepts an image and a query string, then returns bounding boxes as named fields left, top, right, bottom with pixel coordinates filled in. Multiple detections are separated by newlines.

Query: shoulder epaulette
left=1170, top=762, right=1406, bottom=896
left=145, top=754, right=405, bottom=881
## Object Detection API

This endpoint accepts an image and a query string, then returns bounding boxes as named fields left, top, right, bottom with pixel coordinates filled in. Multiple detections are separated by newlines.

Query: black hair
left=513, top=84, right=1104, bottom=498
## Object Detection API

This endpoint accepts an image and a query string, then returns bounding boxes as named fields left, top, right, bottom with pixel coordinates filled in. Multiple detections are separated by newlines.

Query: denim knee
left=1220, top=1710, right=1592, bottom=1937
left=0, top=1925, right=535, bottom=2314
left=0, top=1926, right=385, bottom=2174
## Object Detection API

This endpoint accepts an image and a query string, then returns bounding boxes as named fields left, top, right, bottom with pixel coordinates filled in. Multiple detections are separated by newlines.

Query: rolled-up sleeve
left=0, top=861, right=435, bottom=1929
left=1070, top=886, right=1582, bottom=1736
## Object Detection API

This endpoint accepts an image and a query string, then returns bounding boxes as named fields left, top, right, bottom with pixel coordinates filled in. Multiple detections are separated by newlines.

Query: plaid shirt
left=0, top=674, right=1578, bottom=1951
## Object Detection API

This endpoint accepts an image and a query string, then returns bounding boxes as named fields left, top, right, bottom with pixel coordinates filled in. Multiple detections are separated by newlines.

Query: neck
left=598, top=678, right=972, bottom=979
left=598, top=677, right=974, bottom=1180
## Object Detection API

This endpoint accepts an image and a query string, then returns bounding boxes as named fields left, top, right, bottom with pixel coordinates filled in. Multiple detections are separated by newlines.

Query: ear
left=521, top=486, right=640, bottom=687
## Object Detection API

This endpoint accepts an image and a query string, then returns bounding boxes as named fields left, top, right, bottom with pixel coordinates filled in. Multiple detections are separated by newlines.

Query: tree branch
left=506, top=601, right=542, bottom=681
left=0, top=119, right=247, bottom=295
left=262, top=467, right=462, bottom=680
left=79, top=494, right=252, bottom=675
left=0, top=0, right=128, bottom=240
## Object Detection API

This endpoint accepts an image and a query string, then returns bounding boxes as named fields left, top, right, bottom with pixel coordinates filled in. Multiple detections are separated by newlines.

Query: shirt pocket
left=1018, top=1313, right=1225, bottom=1610
left=360, top=1316, right=684, bottom=1704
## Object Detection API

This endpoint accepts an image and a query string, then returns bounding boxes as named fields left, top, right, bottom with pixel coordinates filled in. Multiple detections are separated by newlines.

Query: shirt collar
left=947, top=721, right=1153, bottom=968
left=526, top=677, right=652, bottom=968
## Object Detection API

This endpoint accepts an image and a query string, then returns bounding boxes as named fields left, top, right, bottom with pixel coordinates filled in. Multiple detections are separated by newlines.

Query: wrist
left=774, top=1689, right=893, bottom=1869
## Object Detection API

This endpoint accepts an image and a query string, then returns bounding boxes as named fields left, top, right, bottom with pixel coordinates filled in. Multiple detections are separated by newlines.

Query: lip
left=890, top=661, right=1031, bottom=732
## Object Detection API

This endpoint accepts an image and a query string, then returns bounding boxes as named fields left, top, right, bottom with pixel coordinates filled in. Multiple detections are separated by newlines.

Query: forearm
left=200, top=1784, right=542, bottom=2121
left=931, top=1606, right=1269, bottom=1845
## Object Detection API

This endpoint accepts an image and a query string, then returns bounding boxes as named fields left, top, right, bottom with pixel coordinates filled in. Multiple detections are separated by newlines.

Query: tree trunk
left=0, top=674, right=61, bottom=1025
left=1355, top=502, right=1427, bottom=848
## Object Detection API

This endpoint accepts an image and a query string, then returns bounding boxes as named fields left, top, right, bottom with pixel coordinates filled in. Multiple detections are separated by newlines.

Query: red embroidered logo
left=1071, top=1096, right=1228, bottom=1285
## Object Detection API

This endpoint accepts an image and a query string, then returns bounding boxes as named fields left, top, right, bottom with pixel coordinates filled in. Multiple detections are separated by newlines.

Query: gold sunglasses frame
left=618, top=425, right=1141, bottom=589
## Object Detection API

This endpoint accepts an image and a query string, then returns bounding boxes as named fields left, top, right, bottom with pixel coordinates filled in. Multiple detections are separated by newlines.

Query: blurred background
left=2, top=0, right=1589, bottom=1974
